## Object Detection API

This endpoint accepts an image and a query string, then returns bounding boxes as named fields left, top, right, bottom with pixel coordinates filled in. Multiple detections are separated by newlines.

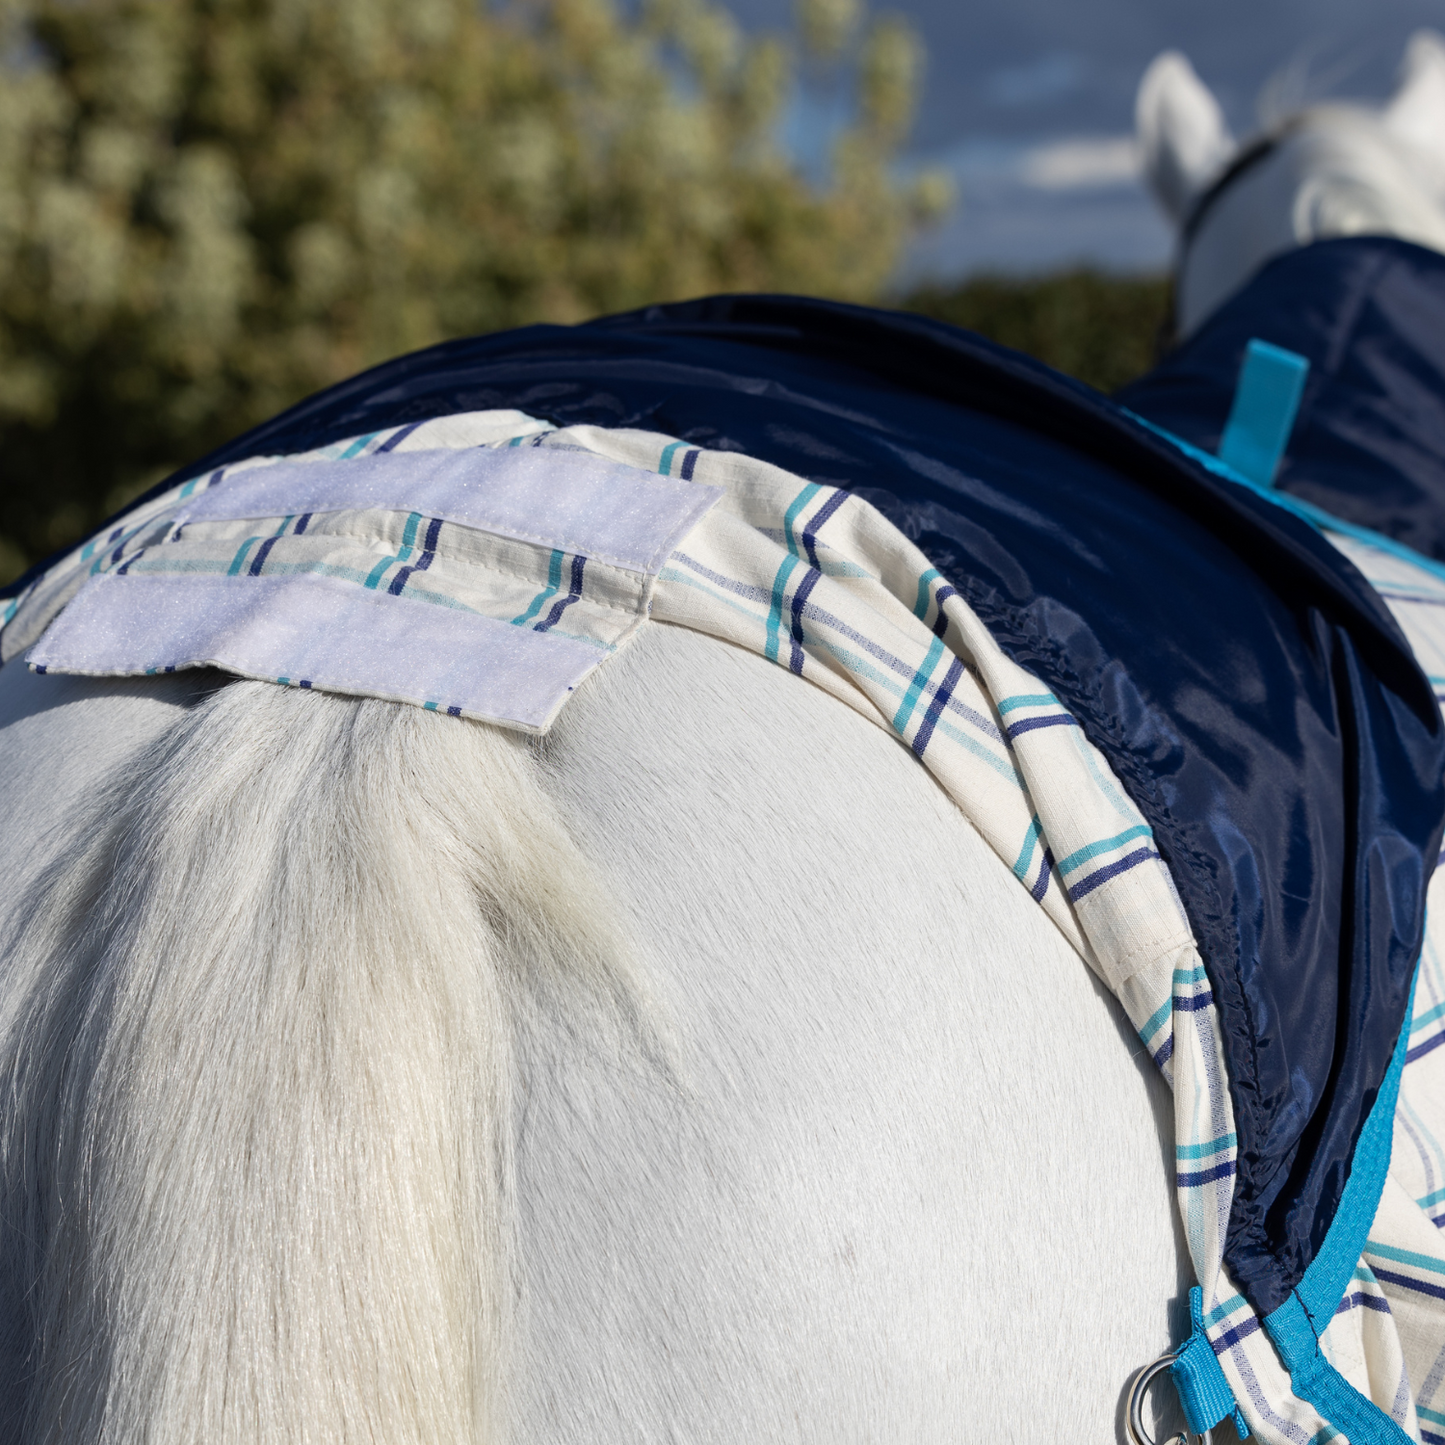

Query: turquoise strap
left=1171, top=1287, right=1249, bottom=1438
left=1261, top=966, right=1419, bottom=1445
left=1217, top=338, right=1310, bottom=486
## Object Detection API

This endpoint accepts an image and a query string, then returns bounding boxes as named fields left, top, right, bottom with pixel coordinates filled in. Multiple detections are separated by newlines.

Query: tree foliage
left=905, top=270, right=1172, bottom=397
left=0, top=0, right=942, bottom=578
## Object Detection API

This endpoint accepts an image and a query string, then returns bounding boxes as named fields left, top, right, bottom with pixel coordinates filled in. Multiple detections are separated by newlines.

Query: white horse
left=3, top=37, right=1444, bottom=1445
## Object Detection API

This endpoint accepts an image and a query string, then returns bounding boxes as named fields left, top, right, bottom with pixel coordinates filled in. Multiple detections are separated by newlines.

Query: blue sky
left=731, top=0, right=1445, bottom=279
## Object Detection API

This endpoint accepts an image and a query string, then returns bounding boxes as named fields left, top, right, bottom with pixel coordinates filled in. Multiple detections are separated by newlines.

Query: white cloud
left=1020, top=135, right=1140, bottom=190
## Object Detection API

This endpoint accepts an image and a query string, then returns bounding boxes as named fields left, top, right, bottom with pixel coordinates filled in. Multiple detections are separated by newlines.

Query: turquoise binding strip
left=1218, top=338, right=1310, bottom=486
left=1122, top=407, right=1445, bottom=590
left=1261, top=966, right=1420, bottom=1444
left=1171, top=1286, right=1249, bottom=1438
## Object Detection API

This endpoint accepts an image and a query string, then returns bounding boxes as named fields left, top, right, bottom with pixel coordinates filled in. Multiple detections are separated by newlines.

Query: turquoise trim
left=763, top=553, right=801, bottom=663
left=1123, top=408, right=1445, bottom=589
left=1262, top=966, right=1419, bottom=1445
left=1011, top=815, right=1042, bottom=881
left=1218, top=338, right=1310, bottom=486
left=1171, top=1286, right=1249, bottom=1438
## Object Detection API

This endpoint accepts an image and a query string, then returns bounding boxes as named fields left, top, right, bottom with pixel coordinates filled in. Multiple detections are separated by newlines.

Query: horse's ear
left=1385, top=30, right=1445, bottom=196
left=1136, top=51, right=1235, bottom=225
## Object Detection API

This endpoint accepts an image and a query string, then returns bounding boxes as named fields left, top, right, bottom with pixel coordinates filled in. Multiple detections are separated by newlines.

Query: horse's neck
left=509, top=620, right=1185, bottom=1440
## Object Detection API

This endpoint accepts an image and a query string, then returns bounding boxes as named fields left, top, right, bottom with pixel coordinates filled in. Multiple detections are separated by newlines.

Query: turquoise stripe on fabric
left=1203, top=1295, right=1247, bottom=1329
left=1124, top=408, right=1445, bottom=588
left=512, top=549, right=565, bottom=627
left=1217, top=338, right=1310, bottom=486
left=764, top=553, right=801, bottom=663
left=227, top=538, right=261, bottom=576
left=1138, top=997, right=1172, bottom=1044
left=996, top=692, right=1057, bottom=713
left=1413, top=998, right=1445, bottom=1032
left=1418, top=1185, right=1445, bottom=1209
left=339, top=432, right=377, bottom=459
left=1364, top=1240, right=1445, bottom=1275
left=914, top=567, right=942, bottom=621
left=1054, top=823, right=1153, bottom=876
left=363, top=511, right=422, bottom=590
left=1263, top=966, right=1420, bottom=1445
left=658, top=440, right=686, bottom=476
left=1177, top=1132, right=1238, bottom=1160
left=1419, top=1405, right=1445, bottom=1427
left=892, top=634, right=945, bottom=735
left=782, top=483, right=822, bottom=559
left=1011, top=815, right=1042, bottom=881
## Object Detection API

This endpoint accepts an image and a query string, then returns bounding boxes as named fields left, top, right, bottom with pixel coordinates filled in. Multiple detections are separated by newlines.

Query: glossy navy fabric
left=1121, top=236, right=1445, bottom=564
left=12, top=288, right=1444, bottom=1319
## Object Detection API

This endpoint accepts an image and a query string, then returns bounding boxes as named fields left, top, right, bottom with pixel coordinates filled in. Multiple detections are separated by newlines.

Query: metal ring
left=1126, top=1351, right=1211, bottom=1445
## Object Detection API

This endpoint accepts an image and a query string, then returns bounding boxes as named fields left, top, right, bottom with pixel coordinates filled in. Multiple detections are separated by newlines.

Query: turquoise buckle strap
left=1171, top=1287, right=1249, bottom=1439
left=1217, top=338, right=1310, bottom=486
left=1260, top=965, right=1420, bottom=1445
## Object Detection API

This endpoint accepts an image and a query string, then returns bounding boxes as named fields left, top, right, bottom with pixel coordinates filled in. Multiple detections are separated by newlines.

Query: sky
left=734, top=0, right=1445, bottom=279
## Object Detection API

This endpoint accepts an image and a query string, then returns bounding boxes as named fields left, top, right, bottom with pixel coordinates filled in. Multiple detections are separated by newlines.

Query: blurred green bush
left=0, top=0, right=1173, bottom=591
left=0, top=0, right=946, bottom=583
left=903, top=270, right=1172, bottom=395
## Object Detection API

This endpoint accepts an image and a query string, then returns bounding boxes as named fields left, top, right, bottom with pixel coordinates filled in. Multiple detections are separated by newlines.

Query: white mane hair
left=0, top=673, right=653, bottom=1443
left=0, top=621, right=1184, bottom=1443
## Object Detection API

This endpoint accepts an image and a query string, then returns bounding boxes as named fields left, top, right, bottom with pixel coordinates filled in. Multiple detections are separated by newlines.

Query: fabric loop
left=1171, top=1288, right=1249, bottom=1439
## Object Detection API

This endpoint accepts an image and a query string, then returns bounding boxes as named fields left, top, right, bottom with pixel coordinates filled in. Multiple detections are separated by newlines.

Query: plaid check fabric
left=3, top=409, right=1442, bottom=1443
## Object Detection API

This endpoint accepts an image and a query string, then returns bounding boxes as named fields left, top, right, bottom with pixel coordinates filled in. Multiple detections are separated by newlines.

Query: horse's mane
left=0, top=679, right=652, bottom=1442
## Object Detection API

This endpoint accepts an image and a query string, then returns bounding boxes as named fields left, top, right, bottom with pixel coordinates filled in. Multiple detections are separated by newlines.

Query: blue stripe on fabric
left=1367, top=1266, right=1445, bottom=1303
left=680, top=448, right=700, bottom=481
left=1418, top=1186, right=1445, bottom=1209
left=1407, top=1030, right=1445, bottom=1065
left=376, top=421, right=421, bottom=453
left=1065, top=845, right=1158, bottom=902
left=788, top=566, right=822, bottom=674
left=248, top=536, right=282, bottom=576
left=535, top=553, right=587, bottom=632
left=1054, top=824, right=1154, bottom=876
left=1005, top=713, right=1077, bottom=739
left=513, top=549, right=565, bottom=627
left=1029, top=847, right=1054, bottom=903
left=1420, top=1407, right=1445, bottom=1427
left=764, top=552, right=801, bottom=663
left=1177, top=1160, right=1237, bottom=1187
left=1175, top=991, right=1217, bottom=1012
left=1334, top=1291, right=1393, bottom=1315
left=1178, top=1133, right=1238, bottom=1160
left=913, top=654, right=965, bottom=758
left=1264, top=966, right=1420, bottom=1445
left=1217, top=338, right=1310, bottom=487
left=892, top=633, right=945, bottom=736
left=782, top=482, right=822, bottom=560
left=800, top=488, right=848, bottom=569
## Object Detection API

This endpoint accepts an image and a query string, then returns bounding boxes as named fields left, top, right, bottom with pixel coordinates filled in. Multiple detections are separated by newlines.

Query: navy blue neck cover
left=9, top=286, right=1444, bottom=1321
